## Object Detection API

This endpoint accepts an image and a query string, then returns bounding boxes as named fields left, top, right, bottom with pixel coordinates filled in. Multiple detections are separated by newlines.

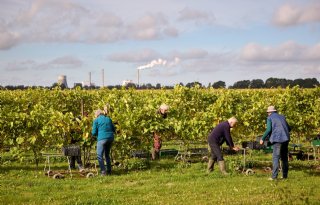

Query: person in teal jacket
left=92, top=109, right=115, bottom=175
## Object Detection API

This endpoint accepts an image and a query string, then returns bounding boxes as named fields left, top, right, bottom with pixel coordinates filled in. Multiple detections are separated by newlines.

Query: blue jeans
left=272, top=141, right=289, bottom=179
left=97, top=139, right=113, bottom=174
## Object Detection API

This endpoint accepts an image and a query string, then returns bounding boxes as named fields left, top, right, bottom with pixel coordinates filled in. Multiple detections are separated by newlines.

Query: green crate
left=312, top=140, right=320, bottom=146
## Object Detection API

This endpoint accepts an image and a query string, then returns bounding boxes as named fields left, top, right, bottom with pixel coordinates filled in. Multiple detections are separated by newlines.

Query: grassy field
left=0, top=156, right=319, bottom=205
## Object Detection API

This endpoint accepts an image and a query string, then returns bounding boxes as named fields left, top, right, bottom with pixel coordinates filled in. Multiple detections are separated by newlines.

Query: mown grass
left=0, top=157, right=319, bottom=205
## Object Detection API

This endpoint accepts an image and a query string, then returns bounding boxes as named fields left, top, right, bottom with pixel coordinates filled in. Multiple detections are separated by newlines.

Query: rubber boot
left=207, top=159, right=215, bottom=173
left=218, top=161, right=229, bottom=175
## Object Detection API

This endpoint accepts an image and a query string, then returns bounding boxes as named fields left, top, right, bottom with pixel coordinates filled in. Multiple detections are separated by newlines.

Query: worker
left=152, top=104, right=169, bottom=160
left=92, top=109, right=115, bottom=176
left=260, top=106, right=291, bottom=180
left=207, top=117, right=239, bottom=175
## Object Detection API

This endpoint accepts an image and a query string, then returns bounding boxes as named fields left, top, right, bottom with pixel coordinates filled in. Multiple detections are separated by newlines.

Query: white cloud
left=240, top=41, right=320, bottom=62
left=238, top=41, right=320, bottom=78
left=170, top=48, right=209, bottom=60
left=108, top=48, right=209, bottom=65
left=146, top=53, right=233, bottom=78
left=5, top=60, right=37, bottom=71
left=273, top=2, right=320, bottom=27
left=0, top=1, right=179, bottom=49
left=108, top=48, right=160, bottom=63
left=48, top=56, right=83, bottom=68
left=5, top=56, right=83, bottom=71
left=0, top=29, right=20, bottom=50
left=107, top=48, right=223, bottom=77
left=127, top=13, right=178, bottom=40
left=182, top=52, right=235, bottom=73
left=95, top=13, right=123, bottom=27
left=178, top=7, right=215, bottom=25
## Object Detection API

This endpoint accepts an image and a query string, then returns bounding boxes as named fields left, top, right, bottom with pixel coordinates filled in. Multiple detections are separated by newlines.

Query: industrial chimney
left=57, top=75, right=68, bottom=88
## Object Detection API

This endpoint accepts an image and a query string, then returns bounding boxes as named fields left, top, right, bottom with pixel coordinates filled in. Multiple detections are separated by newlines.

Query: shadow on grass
left=304, top=170, right=320, bottom=176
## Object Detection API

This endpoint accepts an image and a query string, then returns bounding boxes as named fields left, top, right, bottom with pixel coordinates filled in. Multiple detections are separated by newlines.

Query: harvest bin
left=160, top=149, right=179, bottom=157
left=62, top=145, right=81, bottom=156
left=312, top=140, right=320, bottom=146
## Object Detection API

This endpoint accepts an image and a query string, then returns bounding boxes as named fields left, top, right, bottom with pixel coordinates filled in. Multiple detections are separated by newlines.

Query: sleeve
left=91, top=119, right=98, bottom=136
left=224, top=125, right=234, bottom=148
left=261, top=119, right=272, bottom=141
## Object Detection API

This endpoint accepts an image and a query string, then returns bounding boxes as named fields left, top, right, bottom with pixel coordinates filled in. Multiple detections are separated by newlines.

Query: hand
left=232, top=147, right=240, bottom=151
left=260, top=139, right=264, bottom=145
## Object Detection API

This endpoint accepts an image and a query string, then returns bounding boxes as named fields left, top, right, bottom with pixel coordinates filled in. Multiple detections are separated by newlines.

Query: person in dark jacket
left=207, top=117, right=239, bottom=175
left=92, top=109, right=115, bottom=176
left=260, top=106, right=291, bottom=180
left=152, top=104, right=169, bottom=160
left=69, top=112, right=88, bottom=172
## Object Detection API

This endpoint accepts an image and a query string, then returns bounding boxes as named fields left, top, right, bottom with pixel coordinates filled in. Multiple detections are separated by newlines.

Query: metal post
left=243, top=148, right=246, bottom=171
left=67, top=156, right=73, bottom=178
left=47, top=156, right=50, bottom=177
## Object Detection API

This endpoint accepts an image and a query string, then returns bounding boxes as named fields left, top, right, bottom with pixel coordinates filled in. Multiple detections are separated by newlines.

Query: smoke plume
left=137, top=57, right=180, bottom=70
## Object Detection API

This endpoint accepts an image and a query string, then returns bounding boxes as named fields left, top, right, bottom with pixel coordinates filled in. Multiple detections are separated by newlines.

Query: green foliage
left=122, top=158, right=150, bottom=170
left=1, top=87, right=319, bottom=164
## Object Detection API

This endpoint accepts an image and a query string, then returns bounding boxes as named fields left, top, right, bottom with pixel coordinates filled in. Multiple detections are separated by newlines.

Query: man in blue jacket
left=260, top=106, right=291, bottom=180
left=92, top=109, right=115, bottom=176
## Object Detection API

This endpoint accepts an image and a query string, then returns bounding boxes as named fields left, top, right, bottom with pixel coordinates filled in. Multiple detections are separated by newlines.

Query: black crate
left=160, top=149, right=179, bottom=157
left=131, top=150, right=149, bottom=158
left=62, top=145, right=81, bottom=156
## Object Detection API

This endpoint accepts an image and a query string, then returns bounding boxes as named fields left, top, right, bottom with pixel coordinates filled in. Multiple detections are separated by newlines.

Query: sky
left=0, top=0, right=319, bottom=87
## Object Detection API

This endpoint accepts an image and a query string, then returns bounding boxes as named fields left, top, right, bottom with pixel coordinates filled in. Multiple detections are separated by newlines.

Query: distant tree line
left=0, top=77, right=318, bottom=90
left=230, top=78, right=319, bottom=89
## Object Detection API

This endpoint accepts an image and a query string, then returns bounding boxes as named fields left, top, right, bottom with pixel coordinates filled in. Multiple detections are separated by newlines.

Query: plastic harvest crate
left=160, top=149, right=179, bottom=157
left=312, top=140, right=320, bottom=146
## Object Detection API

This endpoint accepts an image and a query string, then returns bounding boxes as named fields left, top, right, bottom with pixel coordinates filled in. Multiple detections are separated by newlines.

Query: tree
left=304, top=78, right=319, bottom=88
left=232, top=80, right=250, bottom=89
left=265, top=78, right=290, bottom=88
left=212, top=81, right=226, bottom=89
left=292, top=78, right=319, bottom=88
left=126, top=83, right=137, bottom=89
left=250, top=79, right=264, bottom=88
left=186, top=82, right=202, bottom=88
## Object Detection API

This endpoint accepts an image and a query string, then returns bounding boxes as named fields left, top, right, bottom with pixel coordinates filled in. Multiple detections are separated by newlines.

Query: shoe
left=268, top=177, right=275, bottom=181
left=100, top=171, right=106, bottom=176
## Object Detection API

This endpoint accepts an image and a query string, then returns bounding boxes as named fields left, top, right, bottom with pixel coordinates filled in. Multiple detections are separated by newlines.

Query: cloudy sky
left=0, top=0, right=319, bottom=87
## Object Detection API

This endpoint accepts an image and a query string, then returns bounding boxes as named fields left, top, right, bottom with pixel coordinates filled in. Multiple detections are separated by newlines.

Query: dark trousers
left=208, top=142, right=224, bottom=162
left=70, top=156, right=83, bottom=169
left=272, top=141, right=289, bottom=179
